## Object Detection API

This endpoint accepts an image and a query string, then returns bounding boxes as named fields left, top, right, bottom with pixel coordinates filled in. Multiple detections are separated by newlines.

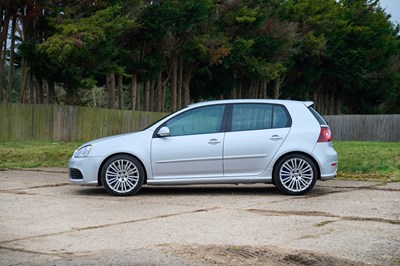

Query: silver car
left=69, top=100, right=338, bottom=196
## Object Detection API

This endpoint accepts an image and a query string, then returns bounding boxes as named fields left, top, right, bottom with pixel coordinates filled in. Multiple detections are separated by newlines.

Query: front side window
left=165, top=105, right=225, bottom=136
left=231, top=104, right=290, bottom=132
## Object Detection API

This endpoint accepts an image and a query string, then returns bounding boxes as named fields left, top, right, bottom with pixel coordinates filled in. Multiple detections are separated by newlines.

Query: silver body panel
left=69, top=99, right=338, bottom=187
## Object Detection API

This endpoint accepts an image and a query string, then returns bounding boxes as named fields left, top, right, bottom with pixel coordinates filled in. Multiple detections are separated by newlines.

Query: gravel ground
left=0, top=168, right=399, bottom=265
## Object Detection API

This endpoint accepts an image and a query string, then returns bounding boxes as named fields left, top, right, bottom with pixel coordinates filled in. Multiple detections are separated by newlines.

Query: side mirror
left=157, top=126, right=170, bottom=137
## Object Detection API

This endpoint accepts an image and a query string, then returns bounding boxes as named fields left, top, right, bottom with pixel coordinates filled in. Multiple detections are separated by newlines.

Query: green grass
left=0, top=141, right=399, bottom=181
left=333, top=141, right=400, bottom=182
left=0, top=141, right=82, bottom=169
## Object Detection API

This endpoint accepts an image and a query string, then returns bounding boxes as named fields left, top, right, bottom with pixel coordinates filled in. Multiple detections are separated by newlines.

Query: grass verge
left=333, top=141, right=400, bottom=182
left=0, top=141, right=399, bottom=181
left=0, top=141, right=82, bottom=169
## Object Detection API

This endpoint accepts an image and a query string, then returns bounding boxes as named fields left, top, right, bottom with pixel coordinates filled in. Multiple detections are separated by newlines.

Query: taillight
left=318, top=126, right=332, bottom=142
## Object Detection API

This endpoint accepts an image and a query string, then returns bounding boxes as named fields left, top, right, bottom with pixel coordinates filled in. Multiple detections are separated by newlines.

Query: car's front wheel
left=273, top=154, right=317, bottom=195
left=101, top=154, right=144, bottom=196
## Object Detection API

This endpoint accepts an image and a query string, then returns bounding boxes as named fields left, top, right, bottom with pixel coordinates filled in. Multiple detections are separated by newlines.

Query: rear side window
left=231, top=104, right=291, bottom=132
left=273, top=105, right=290, bottom=128
left=308, top=107, right=327, bottom=125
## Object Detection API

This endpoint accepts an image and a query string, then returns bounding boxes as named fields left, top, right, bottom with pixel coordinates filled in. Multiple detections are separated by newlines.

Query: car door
left=151, top=105, right=226, bottom=179
left=223, top=103, right=291, bottom=177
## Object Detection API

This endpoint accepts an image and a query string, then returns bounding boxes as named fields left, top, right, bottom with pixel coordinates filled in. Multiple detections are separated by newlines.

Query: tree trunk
left=92, top=87, right=98, bottom=107
left=28, top=73, right=34, bottom=104
left=0, top=10, right=10, bottom=101
left=136, top=80, right=141, bottom=111
left=162, top=83, right=166, bottom=112
left=107, top=73, right=115, bottom=109
left=328, top=89, right=334, bottom=115
left=156, top=72, right=162, bottom=112
left=20, top=0, right=38, bottom=104
left=171, top=56, right=178, bottom=111
left=6, top=15, right=16, bottom=102
left=117, top=74, right=123, bottom=109
left=262, top=81, right=267, bottom=99
left=230, top=88, right=236, bottom=99
left=182, top=79, right=190, bottom=106
left=150, top=79, right=156, bottom=111
left=273, top=77, right=281, bottom=99
left=181, top=60, right=199, bottom=106
left=47, top=80, right=57, bottom=104
left=65, top=85, right=74, bottom=105
left=238, top=79, right=242, bottom=99
left=0, top=28, right=7, bottom=102
left=36, top=77, right=44, bottom=104
left=182, top=74, right=191, bottom=106
left=130, top=74, right=137, bottom=110
left=334, top=96, right=343, bottom=115
left=144, top=80, right=150, bottom=111
left=313, top=85, right=324, bottom=114
left=19, top=57, right=30, bottom=103
left=177, top=57, right=183, bottom=109
left=230, top=71, right=237, bottom=99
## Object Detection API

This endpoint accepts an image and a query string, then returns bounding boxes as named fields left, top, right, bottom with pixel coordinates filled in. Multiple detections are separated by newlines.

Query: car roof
left=187, top=99, right=313, bottom=108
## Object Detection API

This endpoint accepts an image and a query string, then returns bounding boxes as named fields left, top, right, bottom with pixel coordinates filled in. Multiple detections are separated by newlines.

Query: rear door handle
left=270, top=135, right=283, bottom=141
left=208, top=139, right=221, bottom=145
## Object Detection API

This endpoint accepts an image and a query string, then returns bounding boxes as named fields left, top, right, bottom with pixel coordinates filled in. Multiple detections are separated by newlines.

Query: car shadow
left=72, top=184, right=334, bottom=198
left=139, top=185, right=280, bottom=196
left=72, top=184, right=283, bottom=197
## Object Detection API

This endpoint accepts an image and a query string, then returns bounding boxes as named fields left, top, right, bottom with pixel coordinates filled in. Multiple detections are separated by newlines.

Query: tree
left=336, top=0, right=400, bottom=113
left=39, top=4, right=132, bottom=105
left=1, top=0, right=398, bottom=114
left=279, top=0, right=400, bottom=114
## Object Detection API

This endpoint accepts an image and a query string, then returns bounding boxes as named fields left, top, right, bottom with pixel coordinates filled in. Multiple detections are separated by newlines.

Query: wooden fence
left=0, top=103, right=167, bottom=141
left=1, top=103, right=399, bottom=142
left=325, top=115, right=400, bottom=142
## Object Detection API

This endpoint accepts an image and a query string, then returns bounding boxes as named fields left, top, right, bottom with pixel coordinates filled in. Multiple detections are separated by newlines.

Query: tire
left=273, top=154, right=317, bottom=195
left=101, top=154, right=144, bottom=196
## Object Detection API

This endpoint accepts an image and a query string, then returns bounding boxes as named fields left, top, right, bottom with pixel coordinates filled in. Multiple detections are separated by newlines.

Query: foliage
left=37, top=5, right=134, bottom=103
left=1, top=0, right=399, bottom=114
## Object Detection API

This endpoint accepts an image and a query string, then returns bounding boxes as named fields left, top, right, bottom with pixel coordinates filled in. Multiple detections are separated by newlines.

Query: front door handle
left=270, top=135, right=283, bottom=141
left=208, top=139, right=221, bottom=145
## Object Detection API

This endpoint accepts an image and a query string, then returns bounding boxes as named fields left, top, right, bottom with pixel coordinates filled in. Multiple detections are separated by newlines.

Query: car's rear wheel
left=273, top=154, right=317, bottom=195
left=101, top=154, right=144, bottom=196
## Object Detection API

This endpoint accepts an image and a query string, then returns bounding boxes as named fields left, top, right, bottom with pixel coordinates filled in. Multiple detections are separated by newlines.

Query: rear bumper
left=312, top=142, right=338, bottom=180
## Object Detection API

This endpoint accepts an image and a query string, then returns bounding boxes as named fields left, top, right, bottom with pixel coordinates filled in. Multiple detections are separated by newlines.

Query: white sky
left=379, top=0, right=400, bottom=25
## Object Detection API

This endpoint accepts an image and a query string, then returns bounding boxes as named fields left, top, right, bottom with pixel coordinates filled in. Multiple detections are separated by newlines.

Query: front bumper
left=68, top=156, right=104, bottom=185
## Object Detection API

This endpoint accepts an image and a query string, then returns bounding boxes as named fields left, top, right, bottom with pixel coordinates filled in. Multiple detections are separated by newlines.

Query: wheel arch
left=97, top=152, right=148, bottom=186
left=272, top=151, right=321, bottom=182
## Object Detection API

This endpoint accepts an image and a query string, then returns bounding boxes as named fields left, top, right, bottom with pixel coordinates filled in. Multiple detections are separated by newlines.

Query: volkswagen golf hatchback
left=69, top=100, right=338, bottom=196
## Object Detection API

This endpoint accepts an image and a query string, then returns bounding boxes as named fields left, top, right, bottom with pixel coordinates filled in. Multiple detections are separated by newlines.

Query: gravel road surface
left=0, top=168, right=399, bottom=265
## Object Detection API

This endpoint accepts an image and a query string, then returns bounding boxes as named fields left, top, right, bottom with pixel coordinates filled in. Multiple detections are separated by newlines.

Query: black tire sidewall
left=101, top=154, right=144, bottom=196
left=273, top=154, right=317, bottom=195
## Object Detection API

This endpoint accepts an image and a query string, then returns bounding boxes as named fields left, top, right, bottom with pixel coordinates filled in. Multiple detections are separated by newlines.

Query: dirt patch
left=247, top=209, right=400, bottom=225
left=162, top=244, right=364, bottom=266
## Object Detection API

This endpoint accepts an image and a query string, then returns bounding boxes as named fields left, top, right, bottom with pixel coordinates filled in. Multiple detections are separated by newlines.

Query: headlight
left=74, top=145, right=92, bottom=158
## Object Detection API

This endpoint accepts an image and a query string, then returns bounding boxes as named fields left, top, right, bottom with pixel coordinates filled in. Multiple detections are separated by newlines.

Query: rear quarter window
left=272, top=105, right=291, bottom=128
